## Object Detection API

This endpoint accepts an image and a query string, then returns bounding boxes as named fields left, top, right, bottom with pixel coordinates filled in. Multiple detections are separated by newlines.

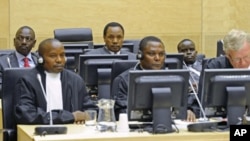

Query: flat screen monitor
left=63, top=43, right=89, bottom=55
left=201, top=68, right=250, bottom=126
left=93, top=43, right=134, bottom=53
left=78, top=54, right=128, bottom=95
left=166, top=53, right=184, bottom=69
left=127, top=69, right=189, bottom=133
left=63, top=43, right=89, bottom=72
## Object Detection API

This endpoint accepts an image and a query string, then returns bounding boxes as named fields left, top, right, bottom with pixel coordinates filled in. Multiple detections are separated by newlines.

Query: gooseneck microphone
left=34, top=73, right=67, bottom=135
left=37, top=74, right=53, bottom=125
left=183, top=61, right=208, bottom=121
left=7, top=57, right=12, bottom=68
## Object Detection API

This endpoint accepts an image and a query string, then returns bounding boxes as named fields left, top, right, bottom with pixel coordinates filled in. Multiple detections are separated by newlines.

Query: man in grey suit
left=85, top=22, right=136, bottom=60
left=0, top=26, right=38, bottom=96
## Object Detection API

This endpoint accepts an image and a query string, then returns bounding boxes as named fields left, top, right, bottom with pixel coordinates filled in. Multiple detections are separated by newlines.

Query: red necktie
left=23, top=57, right=30, bottom=67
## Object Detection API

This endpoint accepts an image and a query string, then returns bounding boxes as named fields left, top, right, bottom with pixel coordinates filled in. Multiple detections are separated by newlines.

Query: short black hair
left=103, top=22, right=124, bottom=37
left=38, top=38, right=60, bottom=56
left=15, top=25, right=36, bottom=38
left=139, top=36, right=164, bottom=52
left=177, top=38, right=195, bottom=51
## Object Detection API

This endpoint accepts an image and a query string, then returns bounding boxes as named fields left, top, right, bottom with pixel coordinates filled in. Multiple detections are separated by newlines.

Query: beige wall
left=1, top=0, right=250, bottom=57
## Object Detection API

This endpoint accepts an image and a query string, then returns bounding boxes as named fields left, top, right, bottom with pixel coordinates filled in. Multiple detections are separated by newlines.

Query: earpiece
left=137, top=50, right=143, bottom=60
left=37, top=56, right=67, bottom=64
left=38, top=57, right=44, bottom=64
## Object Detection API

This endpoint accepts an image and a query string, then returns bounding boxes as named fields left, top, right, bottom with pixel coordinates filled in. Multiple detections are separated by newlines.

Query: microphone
left=7, top=57, right=12, bottom=68
left=35, top=73, right=67, bottom=135
left=183, top=61, right=208, bottom=121
left=133, top=61, right=140, bottom=70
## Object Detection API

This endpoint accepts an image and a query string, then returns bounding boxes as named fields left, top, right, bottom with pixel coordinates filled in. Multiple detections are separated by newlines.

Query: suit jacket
left=0, top=51, right=38, bottom=97
left=15, top=65, right=97, bottom=124
left=85, top=47, right=137, bottom=60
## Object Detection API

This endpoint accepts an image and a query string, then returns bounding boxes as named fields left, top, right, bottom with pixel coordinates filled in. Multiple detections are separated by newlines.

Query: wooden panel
left=0, top=0, right=10, bottom=49
left=202, top=0, right=250, bottom=58
left=9, top=0, right=201, bottom=52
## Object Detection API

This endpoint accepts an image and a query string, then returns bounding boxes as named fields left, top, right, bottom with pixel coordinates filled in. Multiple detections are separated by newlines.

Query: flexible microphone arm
left=37, top=74, right=53, bottom=125
left=35, top=73, right=67, bottom=135
left=183, top=61, right=208, bottom=121
left=133, top=61, right=140, bottom=70
left=7, top=57, right=12, bottom=68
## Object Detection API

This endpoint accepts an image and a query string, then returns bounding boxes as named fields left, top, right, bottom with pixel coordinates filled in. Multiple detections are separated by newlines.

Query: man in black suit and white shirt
left=85, top=22, right=136, bottom=60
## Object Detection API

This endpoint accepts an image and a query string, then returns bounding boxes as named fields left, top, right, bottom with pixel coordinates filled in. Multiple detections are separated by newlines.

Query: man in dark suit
left=0, top=26, right=38, bottom=96
left=15, top=38, right=96, bottom=124
left=112, top=36, right=196, bottom=122
left=85, top=22, right=136, bottom=60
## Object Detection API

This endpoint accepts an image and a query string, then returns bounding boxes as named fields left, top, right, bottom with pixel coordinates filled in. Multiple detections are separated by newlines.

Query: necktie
left=23, top=57, right=30, bottom=67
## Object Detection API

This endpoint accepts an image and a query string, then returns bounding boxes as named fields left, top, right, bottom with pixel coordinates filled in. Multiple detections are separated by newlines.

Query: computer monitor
left=78, top=54, right=128, bottom=96
left=201, top=68, right=250, bottom=126
left=127, top=69, right=189, bottom=133
left=166, top=53, right=184, bottom=69
left=63, top=43, right=89, bottom=72
left=64, top=43, right=89, bottom=55
left=93, top=43, right=134, bottom=53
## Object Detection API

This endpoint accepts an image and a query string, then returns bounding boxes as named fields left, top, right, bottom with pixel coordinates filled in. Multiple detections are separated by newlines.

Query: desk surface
left=18, top=124, right=229, bottom=141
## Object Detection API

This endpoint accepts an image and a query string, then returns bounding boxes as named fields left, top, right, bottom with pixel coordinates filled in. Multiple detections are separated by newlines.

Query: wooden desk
left=18, top=124, right=229, bottom=141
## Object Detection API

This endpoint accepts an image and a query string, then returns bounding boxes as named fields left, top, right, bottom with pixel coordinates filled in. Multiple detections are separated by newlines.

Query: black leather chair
left=110, top=60, right=138, bottom=99
left=217, top=39, right=225, bottom=57
left=123, top=39, right=141, bottom=53
left=0, top=50, right=14, bottom=57
left=1, top=68, right=32, bottom=141
left=54, top=27, right=93, bottom=48
left=54, top=27, right=93, bottom=72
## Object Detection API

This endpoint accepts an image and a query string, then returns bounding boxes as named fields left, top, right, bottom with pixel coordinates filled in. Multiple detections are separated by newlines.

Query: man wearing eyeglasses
left=206, top=29, right=250, bottom=69
left=197, top=29, right=250, bottom=118
left=0, top=26, right=38, bottom=97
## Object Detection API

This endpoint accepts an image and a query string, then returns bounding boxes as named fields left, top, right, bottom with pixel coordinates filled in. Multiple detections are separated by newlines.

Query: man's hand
left=72, top=111, right=88, bottom=124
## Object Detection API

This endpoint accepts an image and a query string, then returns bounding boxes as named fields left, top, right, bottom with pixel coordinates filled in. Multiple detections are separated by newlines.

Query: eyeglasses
left=16, top=36, right=34, bottom=42
left=229, top=54, right=250, bottom=63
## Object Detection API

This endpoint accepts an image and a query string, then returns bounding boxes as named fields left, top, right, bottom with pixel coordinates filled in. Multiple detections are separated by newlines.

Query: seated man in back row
left=111, top=36, right=196, bottom=122
left=85, top=22, right=136, bottom=60
left=177, top=39, right=203, bottom=117
left=15, top=38, right=97, bottom=124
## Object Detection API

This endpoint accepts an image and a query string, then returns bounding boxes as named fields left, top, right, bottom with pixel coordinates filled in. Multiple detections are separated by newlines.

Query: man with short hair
left=15, top=38, right=97, bottom=124
left=85, top=22, right=136, bottom=59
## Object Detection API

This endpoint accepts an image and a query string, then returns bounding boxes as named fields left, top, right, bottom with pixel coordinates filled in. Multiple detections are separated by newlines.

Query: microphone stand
left=183, top=61, right=208, bottom=121
left=34, top=74, right=67, bottom=135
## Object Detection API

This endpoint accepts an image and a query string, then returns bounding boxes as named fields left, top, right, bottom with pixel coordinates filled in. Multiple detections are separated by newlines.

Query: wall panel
left=1, top=0, right=250, bottom=57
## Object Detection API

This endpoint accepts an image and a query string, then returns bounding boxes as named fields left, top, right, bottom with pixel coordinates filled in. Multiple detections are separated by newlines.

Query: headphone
left=137, top=50, right=144, bottom=60
left=37, top=56, right=67, bottom=64
left=38, top=56, right=44, bottom=64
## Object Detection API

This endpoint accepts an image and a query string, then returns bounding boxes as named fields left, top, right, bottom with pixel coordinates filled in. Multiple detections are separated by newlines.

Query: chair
left=54, top=27, right=93, bottom=48
left=110, top=60, right=138, bottom=98
left=0, top=50, right=14, bottom=57
left=196, top=53, right=206, bottom=61
left=123, top=39, right=141, bottom=53
left=216, top=40, right=225, bottom=57
left=54, top=27, right=93, bottom=72
left=1, top=68, right=32, bottom=141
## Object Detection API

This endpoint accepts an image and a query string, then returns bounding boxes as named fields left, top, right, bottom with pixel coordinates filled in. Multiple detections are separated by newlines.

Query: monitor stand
left=226, top=86, right=246, bottom=126
left=152, top=88, right=175, bottom=134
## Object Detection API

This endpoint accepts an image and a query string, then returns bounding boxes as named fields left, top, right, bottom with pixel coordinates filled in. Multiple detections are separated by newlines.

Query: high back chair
left=110, top=60, right=138, bottom=99
left=54, top=27, right=93, bottom=72
left=1, top=68, right=32, bottom=141
left=54, top=27, right=93, bottom=48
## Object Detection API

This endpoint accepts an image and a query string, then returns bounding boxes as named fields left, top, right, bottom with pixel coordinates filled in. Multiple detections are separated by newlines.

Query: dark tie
left=23, top=57, right=30, bottom=67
